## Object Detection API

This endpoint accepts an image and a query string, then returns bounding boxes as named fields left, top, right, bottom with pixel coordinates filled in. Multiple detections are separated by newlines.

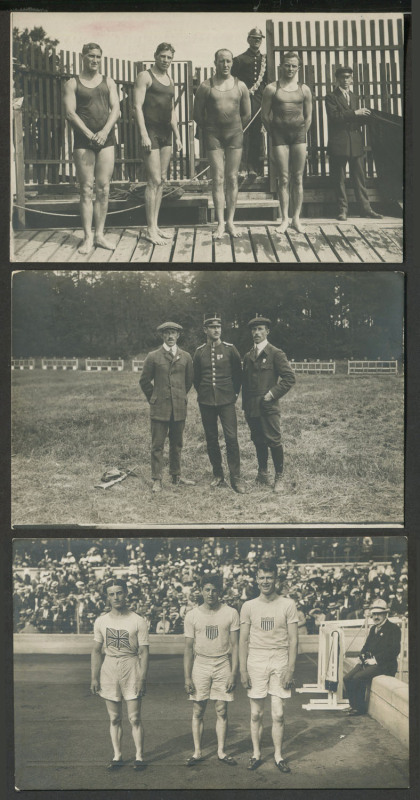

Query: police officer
left=139, top=322, right=195, bottom=493
left=242, top=316, right=295, bottom=493
left=231, top=27, right=267, bottom=177
left=193, top=314, right=244, bottom=494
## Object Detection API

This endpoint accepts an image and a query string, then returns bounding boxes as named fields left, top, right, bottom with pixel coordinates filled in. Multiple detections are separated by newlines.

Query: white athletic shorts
left=99, top=655, right=142, bottom=702
left=190, top=654, right=233, bottom=702
left=247, top=649, right=291, bottom=699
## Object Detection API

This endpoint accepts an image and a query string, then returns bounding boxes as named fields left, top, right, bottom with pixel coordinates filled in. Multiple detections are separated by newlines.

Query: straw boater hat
left=369, top=598, right=389, bottom=613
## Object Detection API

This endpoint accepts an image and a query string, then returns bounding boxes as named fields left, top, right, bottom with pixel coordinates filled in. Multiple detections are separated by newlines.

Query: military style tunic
left=231, top=49, right=268, bottom=105
left=231, top=48, right=268, bottom=175
left=193, top=341, right=242, bottom=406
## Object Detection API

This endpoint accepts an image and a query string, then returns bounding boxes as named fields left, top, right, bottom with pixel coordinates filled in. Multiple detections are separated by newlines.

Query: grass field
left=11, top=370, right=404, bottom=526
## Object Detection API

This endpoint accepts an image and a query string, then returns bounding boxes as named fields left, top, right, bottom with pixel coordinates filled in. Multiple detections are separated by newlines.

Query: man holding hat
left=241, top=316, right=295, bottom=493
left=193, top=314, right=244, bottom=493
left=139, top=322, right=195, bottom=493
left=343, top=598, right=401, bottom=716
left=325, top=65, right=382, bottom=221
left=231, top=28, right=267, bottom=178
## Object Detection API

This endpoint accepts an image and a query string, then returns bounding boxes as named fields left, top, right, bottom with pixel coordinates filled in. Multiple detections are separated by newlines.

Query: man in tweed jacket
left=242, top=316, right=295, bottom=493
left=140, top=321, right=195, bottom=493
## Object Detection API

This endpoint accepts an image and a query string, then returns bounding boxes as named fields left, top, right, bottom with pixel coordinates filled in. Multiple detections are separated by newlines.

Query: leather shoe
left=231, top=478, right=246, bottom=494
left=275, top=759, right=291, bottom=773
left=247, top=757, right=263, bottom=771
left=347, top=709, right=365, bottom=716
left=337, top=212, right=347, bottom=221
left=172, top=476, right=196, bottom=486
left=256, top=470, right=270, bottom=486
left=273, top=473, right=284, bottom=493
left=211, top=476, right=228, bottom=488
left=360, top=210, right=382, bottom=219
left=133, top=760, right=147, bottom=771
left=152, top=480, right=162, bottom=493
left=107, top=758, right=124, bottom=770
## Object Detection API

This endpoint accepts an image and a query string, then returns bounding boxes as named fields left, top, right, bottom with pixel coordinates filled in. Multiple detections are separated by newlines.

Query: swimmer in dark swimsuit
left=134, top=43, right=182, bottom=245
left=194, top=49, right=251, bottom=239
left=262, top=52, right=312, bottom=234
left=64, top=43, right=120, bottom=254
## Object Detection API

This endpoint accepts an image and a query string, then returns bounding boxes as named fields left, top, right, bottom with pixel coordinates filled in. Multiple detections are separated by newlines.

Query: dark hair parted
left=257, top=558, right=278, bottom=576
left=82, top=43, right=103, bottom=56
left=155, top=42, right=175, bottom=57
left=103, top=578, right=127, bottom=595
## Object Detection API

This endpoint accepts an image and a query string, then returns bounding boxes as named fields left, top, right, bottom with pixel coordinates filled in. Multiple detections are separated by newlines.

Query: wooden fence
left=266, top=16, right=404, bottom=190
left=12, top=42, right=195, bottom=186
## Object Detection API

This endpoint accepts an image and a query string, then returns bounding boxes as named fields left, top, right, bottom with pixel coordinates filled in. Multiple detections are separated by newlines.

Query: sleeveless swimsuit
left=143, top=69, right=174, bottom=150
left=271, top=83, right=306, bottom=146
left=73, top=76, right=116, bottom=150
left=205, top=76, right=244, bottom=150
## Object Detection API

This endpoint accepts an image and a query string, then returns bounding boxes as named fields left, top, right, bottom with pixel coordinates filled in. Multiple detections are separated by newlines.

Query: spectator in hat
left=241, top=316, right=295, bottom=492
left=325, top=65, right=382, bottom=222
left=140, top=322, right=195, bottom=493
left=193, top=314, right=244, bottom=494
left=343, top=598, right=401, bottom=716
left=231, top=27, right=268, bottom=178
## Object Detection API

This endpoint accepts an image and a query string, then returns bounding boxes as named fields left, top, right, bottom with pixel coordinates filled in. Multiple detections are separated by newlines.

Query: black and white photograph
left=11, top=269, right=404, bottom=528
left=11, top=10, right=404, bottom=264
left=13, top=534, right=409, bottom=790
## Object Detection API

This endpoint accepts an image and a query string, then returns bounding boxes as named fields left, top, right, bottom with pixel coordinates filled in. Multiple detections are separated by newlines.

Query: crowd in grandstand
left=13, top=538, right=408, bottom=635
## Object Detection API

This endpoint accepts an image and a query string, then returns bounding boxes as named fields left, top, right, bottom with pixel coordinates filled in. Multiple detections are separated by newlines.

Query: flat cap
left=335, top=64, right=353, bottom=77
left=248, top=315, right=271, bottom=328
left=203, top=313, right=222, bottom=325
left=248, top=27, right=265, bottom=38
left=156, top=321, right=183, bottom=332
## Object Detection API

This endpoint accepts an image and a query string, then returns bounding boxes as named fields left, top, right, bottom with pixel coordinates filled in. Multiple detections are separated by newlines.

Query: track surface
left=14, top=653, right=408, bottom=790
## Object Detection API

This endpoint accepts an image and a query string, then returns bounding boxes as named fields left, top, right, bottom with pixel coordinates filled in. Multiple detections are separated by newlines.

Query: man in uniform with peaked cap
left=242, top=315, right=295, bottom=493
left=140, top=322, right=195, bottom=493
left=231, top=28, right=267, bottom=177
left=193, top=314, right=244, bottom=493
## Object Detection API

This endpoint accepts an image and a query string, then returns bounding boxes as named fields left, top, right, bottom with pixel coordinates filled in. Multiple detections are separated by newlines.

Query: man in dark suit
left=139, top=321, right=195, bottom=493
left=343, top=598, right=401, bottom=716
left=325, top=65, right=382, bottom=221
left=193, top=314, right=244, bottom=494
left=231, top=28, right=267, bottom=177
left=242, top=316, right=295, bottom=493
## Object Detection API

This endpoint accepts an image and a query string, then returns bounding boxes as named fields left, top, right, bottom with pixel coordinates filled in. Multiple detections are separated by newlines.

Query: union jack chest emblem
left=261, top=617, right=274, bottom=631
left=206, top=625, right=219, bottom=640
left=106, top=627, right=130, bottom=650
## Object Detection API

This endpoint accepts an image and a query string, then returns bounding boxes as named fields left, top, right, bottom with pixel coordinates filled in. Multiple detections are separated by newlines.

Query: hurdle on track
left=85, top=359, right=124, bottom=372
left=291, top=360, right=336, bottom=374
left=41, top=358, right=79, bottom=371
left=11, top=358, right=35, bottom=370
left=348, top=360, right=398, bottom=375
left=132, top=360, right=145, bottom=372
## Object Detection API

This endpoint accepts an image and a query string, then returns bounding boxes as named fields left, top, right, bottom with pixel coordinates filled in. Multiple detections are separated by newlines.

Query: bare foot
left=157, top=229, right=173, bottom=240
left=144, top=229, right=165, bottom=245
left=78, top=236, right=94, bottom=254
left=226, top=222, right=241, bottom=238
left=276, top=219, right=289, bottom=235
left=291, top=218, right=304, bottom=233
left=95, top=234, right=116, bottom=250
left=213, top=224, right=226, bottom=240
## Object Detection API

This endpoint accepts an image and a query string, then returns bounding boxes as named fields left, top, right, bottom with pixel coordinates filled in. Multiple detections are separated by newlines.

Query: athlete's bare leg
left=249, top=697, right=265, bottom=759
left=271, top=695, right=285, bottom=763
left=272, top=145, right=291, bottom=234
left=191, top=700, right=207, bottom=758
left=105, top=699, right=123, bottom=760
left=215, top=700, right=229, bottom=759
left=156, top=145, right=174, bottom=239
left=93, top=145, right=116, bottom=249
left=289, top=143, right=307, bottom=233
left=225, top=147, right=243, bottom=237
left=144, top=149, right=166, bottom=244
left=208, top=149, right=226, bottom=238
left=127, top=697, right=144, bottom=761
left=73, top=148, right=95, bottom=253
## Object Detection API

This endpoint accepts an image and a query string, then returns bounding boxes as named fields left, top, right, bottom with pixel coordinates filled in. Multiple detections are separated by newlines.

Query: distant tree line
left=12, top=270, right=403, bottom=361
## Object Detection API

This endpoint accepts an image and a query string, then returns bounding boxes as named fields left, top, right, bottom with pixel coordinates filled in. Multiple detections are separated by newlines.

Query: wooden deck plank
left=339, top=224, right=379, bottom=263
left=109, top=228, right=140, bottom=263
left=320, top=225, right=363, bottom=263
left=214, top=234, right=234, bottom=263
left=48, top=230, right=85, bottom=262
left=231, top=228, right=255, bottom=263
left=286, top=229, right=318, bottom=263
left=193, top=227, right=213, bottom=263
left=250, top=226, right=277, bottom=263
left=130, top=231, right=154, bottom=262
left=304, top=228, right=339, bottom=263
left=356, top=226, right=402, bottom=263
left=13, top=229, right=56, bottom=262
left=12, top=229, right=39, bottom=256
left=269, top=228, right=298, bottom=263
left=385, top=226, right=403, bottom=250
left=87, top=230, right=124, bottom=262
left=27, top=230, right=77, bottom=262
left=149, top=228, right=175, bottom=263
left=171, top=228, right=194, bottom=263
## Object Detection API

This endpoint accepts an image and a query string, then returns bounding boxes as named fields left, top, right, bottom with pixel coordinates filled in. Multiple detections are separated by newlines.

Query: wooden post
left=13, top=103, right=25, bottom=229
left=266, top=19, right=276, bottom=193
left=187, top=61, right=195, bottom=178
